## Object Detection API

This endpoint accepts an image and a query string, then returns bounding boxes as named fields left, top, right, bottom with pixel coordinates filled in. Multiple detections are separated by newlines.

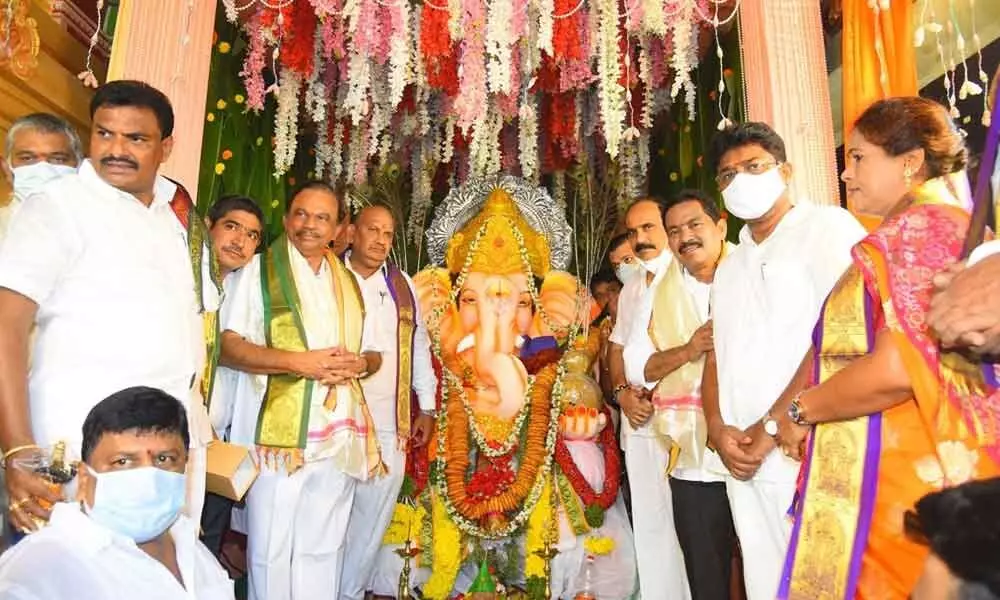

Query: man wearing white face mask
left=607, top=232, right=641, bottom=285
left=0, top=387, right=233, bottom=600
left=607, top=197, right=691, bottom=600
left=701, top=122, right=866, bottom=600
left=0, top=113, right=82, bottom=240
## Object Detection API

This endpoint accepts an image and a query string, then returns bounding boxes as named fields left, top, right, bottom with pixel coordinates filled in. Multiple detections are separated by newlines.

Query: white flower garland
left=274, top=70, right=303, bottom=177
left=304, top=32, right=327, bottom=124
left=331, top=121, right=345, bottom=183
left=668, top=1, right=697, bottom=120
left=595, top=0, right=625, bottom=158
left=535, top=0, right=554, bottom=56
left=388, top=0, right=410, bottom=107
left=486, top=0, right=515, bottom=94
left=518, top=97, right=539, bottom=182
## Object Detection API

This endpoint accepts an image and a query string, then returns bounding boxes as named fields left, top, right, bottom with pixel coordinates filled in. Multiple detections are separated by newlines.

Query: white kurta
left=0, top=159, right=218, bottom=522
left=0, top=503, right=233, bottom=600
left=710, top=203, right=866, bottom=600
left=219, top=244, right=377, bottom=600
left=608, top=250, right=691, bottom=600
left=341, top=256, right=438, bottom=600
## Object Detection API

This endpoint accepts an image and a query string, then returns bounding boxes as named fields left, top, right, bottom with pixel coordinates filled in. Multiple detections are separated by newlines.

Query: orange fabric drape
left=842, top=0, right=919, bottom=231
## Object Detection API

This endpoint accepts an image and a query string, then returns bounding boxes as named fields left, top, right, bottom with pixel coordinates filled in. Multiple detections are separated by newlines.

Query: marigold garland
left=441, top=362, right=558, bottom=524
left=553, top=407, right=621, bottom=527
left=424, top=493, right=464, bottom=600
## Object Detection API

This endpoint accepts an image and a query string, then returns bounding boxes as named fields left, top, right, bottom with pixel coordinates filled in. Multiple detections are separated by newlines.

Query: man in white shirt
left=341, top=204, right=437, bottom=599
left=199, top=194, right=264, bottom=567
left=624, top=189, right=736, bottom=600
left=0, top=112, right=82, bottom=241
left=607, top=197, right=691, bottom=600
left=0, top=386, right=233, bottom=600
left=0, top=81, right=219, bottom=537
left=703, top=122, right=866, bottom=600
left=0, top=113, right=81, bottom=550
left=218, top=181, right=382, bottom=600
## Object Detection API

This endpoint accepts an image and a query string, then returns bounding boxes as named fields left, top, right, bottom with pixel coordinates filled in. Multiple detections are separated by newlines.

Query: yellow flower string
left=525, top=475, right=553, bottom=581
left=424, top=494, right=463, bottom=600
left=583, top=535, right=615, bottom=556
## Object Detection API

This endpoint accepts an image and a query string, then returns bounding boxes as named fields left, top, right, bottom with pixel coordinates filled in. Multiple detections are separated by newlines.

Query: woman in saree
left=769, top=96, right=1000, bottom=600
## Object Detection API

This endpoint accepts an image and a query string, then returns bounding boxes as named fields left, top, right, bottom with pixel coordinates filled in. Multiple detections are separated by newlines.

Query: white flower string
left=968, top=0, right=990, bottom=126
left=77, top=0, right=104, bottom=88
left=168, top=0, right=197, bottom=100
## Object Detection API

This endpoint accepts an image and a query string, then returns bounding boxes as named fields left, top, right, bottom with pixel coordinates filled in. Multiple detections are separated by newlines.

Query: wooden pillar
left=739, top=0, right=839, bottom=206
left=107, top=0, right=216, bottom=204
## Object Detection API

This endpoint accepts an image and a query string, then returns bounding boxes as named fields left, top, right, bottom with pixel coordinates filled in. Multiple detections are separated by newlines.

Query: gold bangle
left=2, top=444, right=40, bottom=468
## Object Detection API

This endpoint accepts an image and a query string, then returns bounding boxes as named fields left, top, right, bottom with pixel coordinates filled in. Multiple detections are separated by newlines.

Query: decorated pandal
left=361, top=175, right=636, bottom=599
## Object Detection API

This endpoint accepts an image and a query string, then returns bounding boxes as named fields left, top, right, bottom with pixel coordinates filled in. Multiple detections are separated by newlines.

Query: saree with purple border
left=779, top=180, right=1000, bottom=600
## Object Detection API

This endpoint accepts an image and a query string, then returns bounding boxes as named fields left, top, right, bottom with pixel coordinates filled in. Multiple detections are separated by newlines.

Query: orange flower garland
left=443, top=363, right=558, bottom=523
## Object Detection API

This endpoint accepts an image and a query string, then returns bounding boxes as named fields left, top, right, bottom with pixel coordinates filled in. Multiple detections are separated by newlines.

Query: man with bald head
left=341, top=203, right=437, bottom=599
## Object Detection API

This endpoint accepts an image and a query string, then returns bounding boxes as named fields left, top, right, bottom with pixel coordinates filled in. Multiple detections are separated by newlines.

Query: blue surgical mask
left=11, top=161, right=76, bottom=200
left=85, top=466, right=186, bottom=543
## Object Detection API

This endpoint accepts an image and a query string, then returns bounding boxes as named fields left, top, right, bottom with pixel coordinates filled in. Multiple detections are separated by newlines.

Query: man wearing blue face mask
left=701, top=122, right=866, bottom=600
left=0, top=386, right=234, bottom=600
left=0, top=113, right=82, bottom=241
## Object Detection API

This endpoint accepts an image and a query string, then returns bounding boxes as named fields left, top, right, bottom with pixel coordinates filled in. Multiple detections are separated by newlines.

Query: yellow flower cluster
left=381, top=502, right=428, bottom=546
left=525, top=476, right=553, bottom=580
left=583, top=535, right=615, bottom=556
left=424, top=494, right=463, bottom=600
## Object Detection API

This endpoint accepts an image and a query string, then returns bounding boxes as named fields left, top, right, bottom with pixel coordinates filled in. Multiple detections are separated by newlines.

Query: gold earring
left=904, top=167, right=913, bottom=188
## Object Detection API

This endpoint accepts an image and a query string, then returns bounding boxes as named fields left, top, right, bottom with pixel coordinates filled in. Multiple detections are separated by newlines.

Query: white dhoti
left=342, top=431, right=407, bottom=599
left=247, top=457, right=356, bottom=600
left=624, top=432, right=690, bottom=600
left=725, top=477, right=794, bottom=600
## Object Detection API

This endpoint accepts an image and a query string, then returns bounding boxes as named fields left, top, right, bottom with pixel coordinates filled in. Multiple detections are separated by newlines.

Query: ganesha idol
left=373, top=176, right=636, bottom=600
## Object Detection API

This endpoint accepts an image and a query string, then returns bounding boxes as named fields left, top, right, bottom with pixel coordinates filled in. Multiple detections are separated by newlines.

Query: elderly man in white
left=0, top=112, right=82, bottom=240
left=0, top=81, right=218, bottom=538
left=218, top=181, right=383, bottom=600
left=702, top=122, right=866, bottom=600
left=607, top=196, right=691, bottom=600
left=341, top=204, right=438, bottom=599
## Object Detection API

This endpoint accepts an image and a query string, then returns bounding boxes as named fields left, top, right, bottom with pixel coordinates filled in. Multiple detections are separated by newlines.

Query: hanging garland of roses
left=553, top=406, right=621, bottom=528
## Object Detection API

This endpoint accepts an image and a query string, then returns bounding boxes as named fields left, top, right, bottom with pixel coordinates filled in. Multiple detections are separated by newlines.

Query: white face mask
left=11, top=161, right=76, bottom=200
left=721, top=167, right=787, bottom=221
left=615, top=261, right=644, bottom=284
left=640, top=250, right=672, bottom=275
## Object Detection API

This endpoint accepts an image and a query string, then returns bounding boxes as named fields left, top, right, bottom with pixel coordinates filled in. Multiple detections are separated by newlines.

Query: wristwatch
left=762, top=412, right=779, bottom=437
left=420, top=409, right=438, bottom=418
left=787, top=394, right=809, bottom=426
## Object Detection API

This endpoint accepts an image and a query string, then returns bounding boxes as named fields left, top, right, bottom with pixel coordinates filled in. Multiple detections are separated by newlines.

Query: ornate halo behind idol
left=424, top=174, right=574, bottom=274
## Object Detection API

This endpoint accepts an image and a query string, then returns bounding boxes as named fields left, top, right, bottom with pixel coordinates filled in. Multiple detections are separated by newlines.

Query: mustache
left=634, top=242, right=656, bottom=252
left=679, top=240, right=702, bottom=253
left=100, top=156, right=139, bottom=170
left=223, top=244, right=245, bottom=257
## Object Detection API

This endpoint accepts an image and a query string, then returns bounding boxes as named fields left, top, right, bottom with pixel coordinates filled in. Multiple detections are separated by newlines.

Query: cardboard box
left=206, top=441, right=259, bottom=501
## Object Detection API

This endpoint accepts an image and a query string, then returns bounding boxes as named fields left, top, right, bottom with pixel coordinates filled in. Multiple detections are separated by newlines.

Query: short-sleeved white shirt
left=710, top=203, right=866, bottom=482
left=0, top=160, right=218, bottom=454
left=0, top=503, right=234, bottom=600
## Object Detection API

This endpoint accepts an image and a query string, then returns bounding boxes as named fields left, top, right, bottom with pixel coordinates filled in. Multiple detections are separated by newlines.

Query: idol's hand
left=5, top=448, right=60, bottom=533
